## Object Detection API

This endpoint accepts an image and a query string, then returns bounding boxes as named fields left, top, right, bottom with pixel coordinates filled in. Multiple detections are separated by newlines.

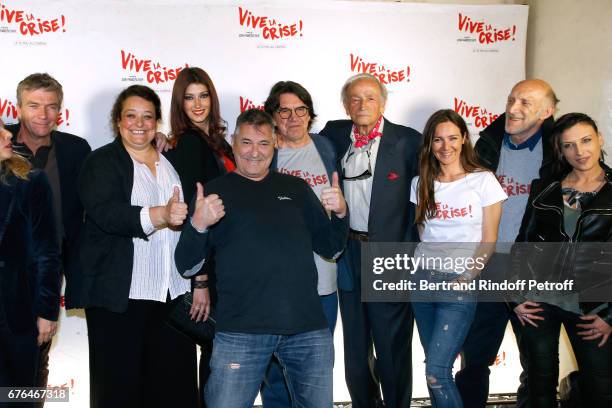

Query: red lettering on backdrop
left=494, top=351, right=507, bottom=366
left=0, top=97, right=19, bottom=121
left=239, top=97, right=264, bottom=113
left=457, top=12, right=516, bottom=44
left=497, top=175, right=530, bottom=197
left=48, top=378, right=75, bottom=394
left=349, top=53, right=411, bottom=84
left=238, top=6, right=303, bottom=40
left=56, top=109, right=70, bottom=127
left=453, top=97, right=499, bottom=129
left=120, top=50, right=188, bottom=85
left=0, top=2, right=66, bottom=36
left=434, top=202, right=473, bottom=220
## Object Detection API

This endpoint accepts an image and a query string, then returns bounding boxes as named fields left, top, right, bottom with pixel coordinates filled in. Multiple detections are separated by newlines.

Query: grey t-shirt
left=277, top=140, right=338, bottom=295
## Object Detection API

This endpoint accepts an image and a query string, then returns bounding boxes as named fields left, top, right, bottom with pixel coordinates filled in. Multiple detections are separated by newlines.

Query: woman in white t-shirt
left=410, top=109, right=507, bottom=408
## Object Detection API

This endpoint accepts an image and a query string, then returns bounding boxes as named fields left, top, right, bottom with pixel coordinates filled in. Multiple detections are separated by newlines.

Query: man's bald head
left=511, top=79, right=559, bottom=110
left=505, top=79, right=558, bottom=144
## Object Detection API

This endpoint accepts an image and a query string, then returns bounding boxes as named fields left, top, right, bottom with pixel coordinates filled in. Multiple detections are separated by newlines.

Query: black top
left=165, top=129, right=233, bottom=283
left=0, top=170, right=61, bottom=334
left=73, top=138, right=150, bottom=312
left=175, top=171, right=349, bottom=334
left=165, top=129, right=231, bottom=206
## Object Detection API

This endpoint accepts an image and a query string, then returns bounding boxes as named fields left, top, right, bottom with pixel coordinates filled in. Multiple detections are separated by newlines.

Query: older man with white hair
left=321, top=73, right=422, bottom=408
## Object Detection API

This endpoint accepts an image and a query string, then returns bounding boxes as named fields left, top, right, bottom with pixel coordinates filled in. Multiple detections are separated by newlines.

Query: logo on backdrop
left=349, top=53, right=411, bottom=85
left=453, top=97, right=499, bottom=129
left=0, top=97, right=18, bottom=121
left=0, top=96, right=71, bottom=127
left=456, top=13, right=516, bottom=46
left=0, top=1, right=66, bottom=36
left=48, top=378, right=75, bottom=396
left=120, top=50, right=189, bottom=85
left=237, top=6, right=303, bottom=41
left=239, top=96, right=264, bottom=113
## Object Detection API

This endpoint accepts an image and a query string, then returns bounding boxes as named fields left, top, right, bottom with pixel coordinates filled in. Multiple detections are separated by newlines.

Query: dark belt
left=349, top=229, right=369, bottom=242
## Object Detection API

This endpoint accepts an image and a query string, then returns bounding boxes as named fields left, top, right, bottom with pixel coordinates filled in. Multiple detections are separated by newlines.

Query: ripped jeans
left=412, top=270, right=477, bottom=408
left=204, top=329, right=333, bottom=408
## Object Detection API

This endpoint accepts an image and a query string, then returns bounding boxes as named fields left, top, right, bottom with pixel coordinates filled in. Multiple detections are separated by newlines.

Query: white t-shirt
left=410, top=171, right=507, bottom=273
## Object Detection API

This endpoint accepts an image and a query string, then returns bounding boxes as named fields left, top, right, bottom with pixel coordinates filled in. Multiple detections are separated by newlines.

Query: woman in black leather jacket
left=512, top=112, right=612, bottom=407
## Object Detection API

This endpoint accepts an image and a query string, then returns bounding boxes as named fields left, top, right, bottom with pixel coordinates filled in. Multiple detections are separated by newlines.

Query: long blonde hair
left=0, top=154, right=31, bottom=183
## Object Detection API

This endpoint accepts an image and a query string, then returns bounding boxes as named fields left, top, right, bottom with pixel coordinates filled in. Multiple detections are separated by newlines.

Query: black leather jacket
left=512, top=164, right=612, bottom=324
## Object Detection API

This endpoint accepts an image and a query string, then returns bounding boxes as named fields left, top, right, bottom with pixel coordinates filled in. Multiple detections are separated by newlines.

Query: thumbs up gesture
left=320, top=171, right=347, bottom=218
left=192, top=182, right=225, bottom=231
left=165, top=186, right=188, bottom=226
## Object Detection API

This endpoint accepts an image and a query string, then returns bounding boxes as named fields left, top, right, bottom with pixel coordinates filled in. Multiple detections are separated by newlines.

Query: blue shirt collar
left=503, top=129, right=542, bottom=151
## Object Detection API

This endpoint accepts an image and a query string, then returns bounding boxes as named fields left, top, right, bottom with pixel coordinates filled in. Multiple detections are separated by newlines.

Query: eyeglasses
left=277, top=106, right=309, bottom=119
left=342, top=149, right=373, bottom=181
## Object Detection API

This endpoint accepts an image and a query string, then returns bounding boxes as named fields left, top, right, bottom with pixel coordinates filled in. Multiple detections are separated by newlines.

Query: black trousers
left=32, top=340, right=52, bottom=408
left=456, top=252, right=530, bottom=408
left=339, top=238, right=414, bottom=408
left=456, top=301, right=529, bottom=408
left=86, top=299, right=198, bottom=408
left=521, top=303, right=612, bottom=408
left=0, top=329, right=39, bottom=408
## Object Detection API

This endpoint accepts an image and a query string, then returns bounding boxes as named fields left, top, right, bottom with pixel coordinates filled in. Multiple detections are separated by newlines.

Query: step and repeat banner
left=0, top=0, right=529, bottom=405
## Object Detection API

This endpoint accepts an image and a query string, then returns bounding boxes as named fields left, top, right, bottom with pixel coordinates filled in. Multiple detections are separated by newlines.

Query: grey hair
left=233, top=108, right=276, bottom=140
left=341, top=73, right=388, bottom=105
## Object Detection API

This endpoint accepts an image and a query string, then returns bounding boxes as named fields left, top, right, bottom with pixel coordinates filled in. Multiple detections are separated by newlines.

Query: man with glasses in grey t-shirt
left=261, top=80, right=340, bottom=407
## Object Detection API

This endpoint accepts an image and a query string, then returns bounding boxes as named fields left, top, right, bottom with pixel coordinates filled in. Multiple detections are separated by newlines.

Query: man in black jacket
left=455, top=79, right=558, bottom=408
left=6, top=73, right=91, bottom=398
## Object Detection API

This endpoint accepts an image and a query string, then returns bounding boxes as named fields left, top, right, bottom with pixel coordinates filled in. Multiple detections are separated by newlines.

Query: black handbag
left=167, top=291, right=216, bottom=346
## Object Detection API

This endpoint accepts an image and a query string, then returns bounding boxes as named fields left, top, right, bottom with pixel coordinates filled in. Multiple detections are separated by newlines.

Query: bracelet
left=190, top=217, right=208, bottom=234
left=193, top=280, right=209, bottom=289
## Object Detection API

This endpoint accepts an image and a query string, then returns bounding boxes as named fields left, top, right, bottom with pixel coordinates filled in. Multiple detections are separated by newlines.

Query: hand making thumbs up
left=165, top=186, right=188, bottom=226
left=191, top=182, right=225, bottom=231
left=320, top=171, right=347, bottom=218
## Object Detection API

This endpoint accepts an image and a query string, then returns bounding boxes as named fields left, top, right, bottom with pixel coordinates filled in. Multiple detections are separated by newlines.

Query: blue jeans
left=261, top=293, right=338, bottom=407
left=205, top=329, right=333, bottom=408
left=412, top=270, right=476, bottom=408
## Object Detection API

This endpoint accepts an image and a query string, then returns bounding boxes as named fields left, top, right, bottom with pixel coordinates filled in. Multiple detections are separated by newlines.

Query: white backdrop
left=0, top=0, right=529, bottom=405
